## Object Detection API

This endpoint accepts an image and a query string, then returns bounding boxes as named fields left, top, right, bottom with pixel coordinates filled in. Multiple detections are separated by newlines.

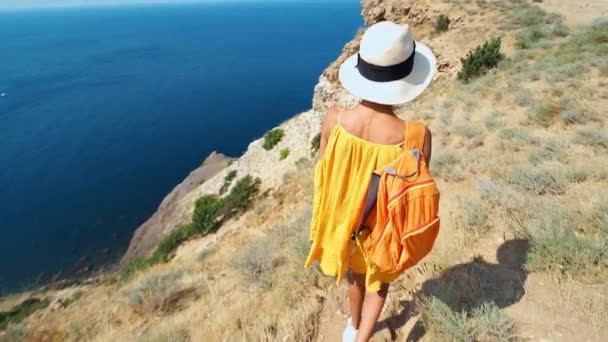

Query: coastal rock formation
left=122, top=152, right=233, bottom=261
left=122, top=111, right=322, bottom=262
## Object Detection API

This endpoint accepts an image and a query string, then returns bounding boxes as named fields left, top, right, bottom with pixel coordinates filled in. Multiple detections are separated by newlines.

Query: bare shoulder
left=321, top=106, right=343, bottom=135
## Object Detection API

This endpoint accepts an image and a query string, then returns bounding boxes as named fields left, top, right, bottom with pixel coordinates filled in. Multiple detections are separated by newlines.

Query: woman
left=305, top=21, right=436, bottom=341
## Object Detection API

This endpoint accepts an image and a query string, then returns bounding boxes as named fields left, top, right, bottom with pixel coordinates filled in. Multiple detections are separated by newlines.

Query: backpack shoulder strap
left=404, top=121, right=427, bottom=151
left=352, top=172, right=380, bottom=240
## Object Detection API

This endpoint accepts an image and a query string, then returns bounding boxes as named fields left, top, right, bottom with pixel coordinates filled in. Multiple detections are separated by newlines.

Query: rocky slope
left=122, top=109, right=323, bottom=262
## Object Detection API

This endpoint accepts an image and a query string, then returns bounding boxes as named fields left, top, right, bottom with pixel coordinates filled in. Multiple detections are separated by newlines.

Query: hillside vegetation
left=1, top=1, right=607, bottom=341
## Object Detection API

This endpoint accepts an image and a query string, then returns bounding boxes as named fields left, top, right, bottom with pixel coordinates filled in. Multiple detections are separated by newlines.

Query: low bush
left=497, top=127, right=536, bottom=152
left=560, top=109, right=586, bottom=124
left=233, top=236, right=277, bottom=289
left=137, top=321, right=191, bottom=342
left=0, top=297, right=50, bottom=330
left=526, top=201, right=607, bottom=276
left=469, top=302, right=516, bottom=341
left=121, top=257, right=159, bottom=282
left=457, top=37, right=504, bottom=83
left=279, top=148, right=289, bottom=161
left=456, top=197, right=489, bottom=235
left=123, top=270, right=185, bottom=315
left=221, top=175, right=261, bottom=215
left=514, top=89, right=534, bottom=107
left=121, top=176, right=261, bottom=280
left=453, top=124, right=484, bottom=139
left=420, top=298, right=516, bottom=342
left=440, top=111, right=453, bottom=125
left=484, top=112, right=502, bottom=129
left=435, top=14, right=450, bottom=32
left=574, top=127, right=608, bottom=149
left=310, top=133, right=321, bottom=155
left=528, top=138, right=565, bottom=164
left=564, top=166, right=590, bottom=183
left=421, top=297, right=468, bottom=341
left=263, top=129, right=284, bottom=150
left=430, top=149, right=461, bottom=180
left=527, top=100, right=566, bottom=127
left=219, top=170, right=237, bottom=194
left=516, top=27, right=546, bottom=49
left=192, top=195, right=223, bottom=234
left=505, top=166, right=567, bottom=195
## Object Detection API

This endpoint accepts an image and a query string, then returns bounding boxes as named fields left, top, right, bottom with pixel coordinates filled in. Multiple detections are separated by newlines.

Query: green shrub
left=0, top=297, right=50, bottom=330
left=560, top=109, right=586, bottom=124
left=440, top=111, right=453, bottom=125
left=497, top=127, right=536, bottom=152
left=435, top=14, right=450, bottom=32
left=526, top=201, right=607, bottom=275
left=456, top=197, right=489, bottom=235
left=453, top=124, right=484, bottom=139
left=515, top=27, right=546, bottom=49
left=421, top=297, right=469, bottom=342
left=121, top=176, right=261, bottom=280
left=430, top=149, right=462, bottom=180
left=219, top=170, right=237, bottom=194
left=421, top=298, right=516, bottom=342
left=528, top=138, right=565, bottom=164
left=575, top=127, right=608, bottom=149
left=137, top=322, right=191, bottom=342
left=469, top=302, right=516, bottom=341
left=527, top=100, right=566, bottom=127
left=152, top=224, right=196, bottom=263
left=564, top=166, right=590, bottom=183
left=457, top=37, right=504, bottom=83
left=310, top=133, right=321, bottom=155
left=121, top=257, right=158, bottom=281
left=505, top=166, right=567, bottom=195
left=192, top=195, right=223, bottom=234
left=263, top=128, right=284, bottom=150
left=222, top=175, right=261, bottom=215
left=233, top=236, right=277, bottom=289
left=279, top=148, right=290, bottom=161
left=514, top=89, right=533, bottom=107
left=484, top=111, right=502, bottom=129
left=122, top=270, right=185, bottom=315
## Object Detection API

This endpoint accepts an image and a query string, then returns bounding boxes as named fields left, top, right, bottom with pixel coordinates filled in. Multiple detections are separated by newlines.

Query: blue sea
left=0, top=1, right=361, bottom=295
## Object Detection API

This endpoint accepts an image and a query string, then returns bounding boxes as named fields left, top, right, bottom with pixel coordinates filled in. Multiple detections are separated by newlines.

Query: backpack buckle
left=352, top=224, right=368, bottom=240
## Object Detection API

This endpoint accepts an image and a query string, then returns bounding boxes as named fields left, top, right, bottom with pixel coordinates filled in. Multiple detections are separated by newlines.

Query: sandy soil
left=538, top=0, right=608, bottom=28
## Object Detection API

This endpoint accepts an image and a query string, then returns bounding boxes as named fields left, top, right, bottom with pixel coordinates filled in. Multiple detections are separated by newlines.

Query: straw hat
left=339, top=21, right=436, bottom=105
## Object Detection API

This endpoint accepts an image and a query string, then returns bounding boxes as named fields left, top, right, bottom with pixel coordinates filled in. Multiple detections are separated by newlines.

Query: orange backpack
left=353, top=121, right=440, bottom=274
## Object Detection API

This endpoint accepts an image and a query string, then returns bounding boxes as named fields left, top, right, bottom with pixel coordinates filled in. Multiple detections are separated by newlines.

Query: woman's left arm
left=423, top=127, right=432, bottom=165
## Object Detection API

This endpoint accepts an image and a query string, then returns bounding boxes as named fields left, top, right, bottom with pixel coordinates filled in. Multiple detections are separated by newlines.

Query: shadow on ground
left=376, top=239, right=529, bottom=341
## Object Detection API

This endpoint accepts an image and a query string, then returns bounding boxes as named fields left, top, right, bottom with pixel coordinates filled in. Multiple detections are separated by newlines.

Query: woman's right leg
left=355, top=283, right=389, bottom=342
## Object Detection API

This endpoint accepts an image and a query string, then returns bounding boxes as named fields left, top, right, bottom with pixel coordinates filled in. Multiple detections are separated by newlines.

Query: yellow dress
left=305, top=109, right=407, bottom=292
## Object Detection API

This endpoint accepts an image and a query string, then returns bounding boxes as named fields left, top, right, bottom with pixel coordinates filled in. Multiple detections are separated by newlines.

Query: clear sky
left=0, top=0, right=342, bottom=11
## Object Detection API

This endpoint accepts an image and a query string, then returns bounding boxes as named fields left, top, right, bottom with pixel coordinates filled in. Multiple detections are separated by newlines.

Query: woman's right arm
left=318, top=107, right=340, bottom=158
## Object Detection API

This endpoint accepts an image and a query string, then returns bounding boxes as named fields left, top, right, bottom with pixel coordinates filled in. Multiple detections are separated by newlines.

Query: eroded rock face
left=361, top=0, right=414, bottom=25
left=122, top=111, right=322, bottom=263
left=122, top=152, right=233, bottom=262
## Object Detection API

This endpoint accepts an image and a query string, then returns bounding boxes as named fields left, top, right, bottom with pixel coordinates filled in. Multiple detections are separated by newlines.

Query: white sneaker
left=342, top=317, right=357, bottom=342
